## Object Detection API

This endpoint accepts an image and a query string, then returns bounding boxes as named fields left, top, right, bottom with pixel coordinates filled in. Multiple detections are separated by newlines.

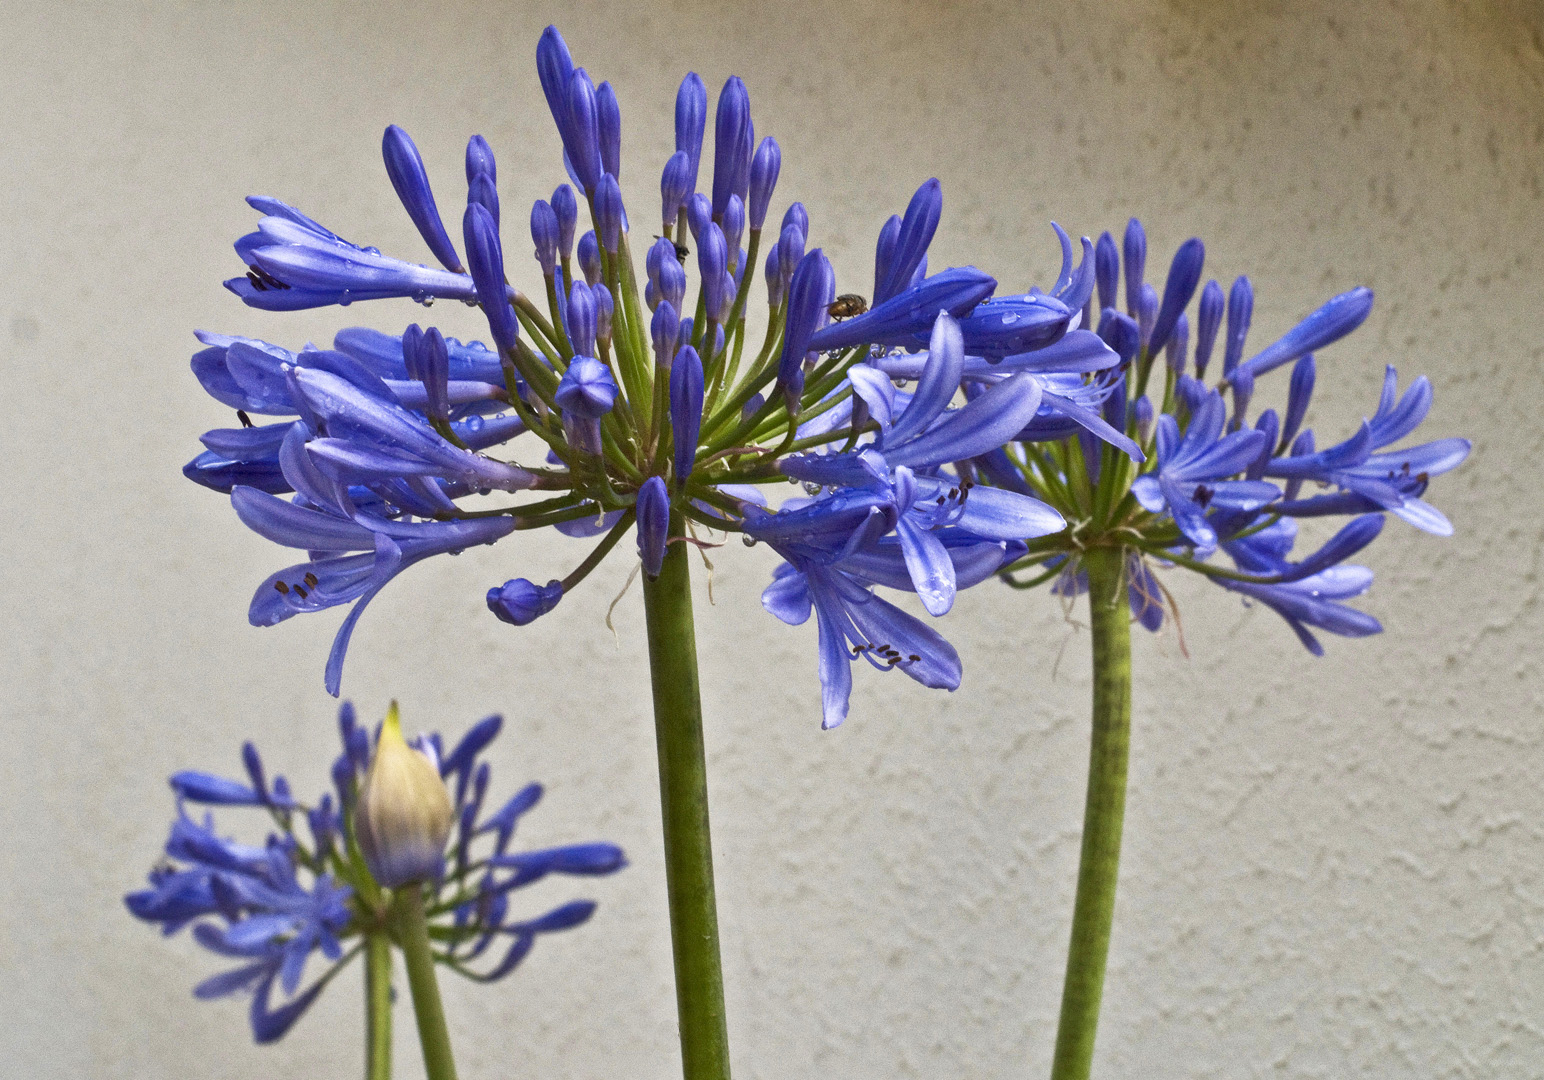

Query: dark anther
left=1193, top=484, right=1215, bottom=508
left=936, top=495, right=947, bottom=505
left=246, top=264, right=290, bottom=291
left=273, top=581, right=290, bottom=594
left=908, top=654, right=921, bottom=662
left=304, top=572, right=319, bottom=588
left=236, top=410, right=253, bottom=428
left=293, top=585, right=309, bottom=599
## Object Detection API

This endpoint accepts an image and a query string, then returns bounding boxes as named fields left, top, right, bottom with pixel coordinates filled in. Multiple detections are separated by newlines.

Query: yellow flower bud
left=355, top=702, right=454, bottom=888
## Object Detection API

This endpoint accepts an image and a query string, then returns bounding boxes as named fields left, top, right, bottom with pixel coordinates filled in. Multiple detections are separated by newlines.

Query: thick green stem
left=1049, top=545, right=1132, bottom=1080
left=641, top=511, right=731, bottom=1080
left=392, top=883, right=458, bottom=1080
left=365, top=932, right=393, bottom=1080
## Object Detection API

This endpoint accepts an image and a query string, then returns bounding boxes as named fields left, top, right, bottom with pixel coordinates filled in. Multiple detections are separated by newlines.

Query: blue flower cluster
left=181, top=26, right=1133, bottom=723
left=125, top=703, right=625, bottom=1043
left=968, top=219, right=1469, bottom=653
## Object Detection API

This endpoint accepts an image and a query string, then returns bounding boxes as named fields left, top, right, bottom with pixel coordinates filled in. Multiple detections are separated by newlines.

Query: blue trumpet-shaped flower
left=973, top=216, right=1468, bottom=657
left=182, top=23, right=1116, bottom=723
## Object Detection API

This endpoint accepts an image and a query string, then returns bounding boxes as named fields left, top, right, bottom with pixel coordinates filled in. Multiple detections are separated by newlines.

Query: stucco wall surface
left=1, top=1, right=1541, bottom=1077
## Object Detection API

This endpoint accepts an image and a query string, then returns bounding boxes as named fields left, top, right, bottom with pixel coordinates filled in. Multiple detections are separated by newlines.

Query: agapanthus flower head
left=126, top=702, right=624, bottom=1043
left=184, top=24, right=1130, bottom=724
left=971, top=216, right=1469, bottom=654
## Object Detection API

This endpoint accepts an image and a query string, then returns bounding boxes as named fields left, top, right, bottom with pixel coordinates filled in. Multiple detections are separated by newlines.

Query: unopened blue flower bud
left=1193, top=278, right=1224, bottom=379
left=748, top=136, right=780, bottom=230
left=765, top=244, right=785, bottom=307
left=469, top=172, right=499, bottom=228
left=597, top=81, right=621, bottom=179
left=487, top=577, right=564, bottom=625
left=170, top=769, right=261, bottom=806
left=1103, top=373, right=1128, bottom=433
left=417, top=325, right=451, bottom=422
left=565, top=68, right=603, bottom=193
left=1166, top=312, right=1189, bottom=374
left=355, top=703, right=454, bottom=888
left=670, top=344, right=704, bottom=483
left=873, top=214, right=902, bottom=301
left=1230, top=366, right=1255, bottom=428
left=595, top=173, right=625, bottom=252
left=382, top=125, right=463, bottom=273
left=778, top=249, right=835, bottom=396
left=636, top=476, right=670, bottom=577
left=875, top=178, right=942, bottom=305
left=712, top=76, right=752, bottom=218
left=675, top=72, right=708, bottom=192
left=1149, top=237, right=1204, bottom=356
left=1099, top=308, right=1141, bottom=366
left=1122, top=218, right=1147, bottom=316
left=242, top=741, right=270, bottom=801
left=722, top=194, right=746, bottom=262
left=552, top=184, right=578, bottom=258
left=531, top=200, right=560, bottom=275
left=1133, top=395, right=1154, bottom=444
left=715, top=271, right=736, bottom=323
left=686, top=193, right=711, bottom=242
left=1136, top=283, right=1158, bottom=349
left=577, top=230, right=601, bottom=286
left=777, top=222, right=805, bottom=286
left=592, top=282, right=614, bottom=343
left=652, top=300, right=680, bottom=367
left=661, top=150, right=693, bottom=226
left=401, top=322, right=425, bottom=381
left=698, top=223, right=728, bottom=322
left=1232, top=286, right=1373, bottom=383
left=1094, top=230, right=1119, bottom=313
left=463, top=203, right=518, bottom=353
left=567, top=281, right=598, bottom=359
left=1280, top=353, right=1316, bottom=448
left=781, top=201, right=809, bottom=243
left=537, top=26, right=577, bottom=129
left=657, top=246, right=687, bottom=312
left=1222, top=276, right=1254, bottom=378
left=1247, top=408, right=1279, bottom=480
left=465, top=134, right=497, bottom=184
left=742, top=393, right=764, bottom=421
left=908, top=254, right=929, bottom=292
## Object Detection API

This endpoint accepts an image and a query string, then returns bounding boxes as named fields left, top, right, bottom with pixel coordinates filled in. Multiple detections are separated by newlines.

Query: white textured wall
left=2, top=1, right=1539, bottom=1076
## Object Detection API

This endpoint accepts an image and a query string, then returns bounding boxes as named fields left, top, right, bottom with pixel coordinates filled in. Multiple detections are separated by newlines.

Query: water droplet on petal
left=465, top=415, right=484, bottom=433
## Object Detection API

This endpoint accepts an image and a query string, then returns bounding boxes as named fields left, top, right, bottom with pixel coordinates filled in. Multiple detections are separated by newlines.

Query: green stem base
left=641, top=512, right=732, bottom=1080
left=365, top=932, right=393, bottom=1080
left=393, top=882, right=458, bottom=1080
left=1049, top=546, right=1133, bottom=1080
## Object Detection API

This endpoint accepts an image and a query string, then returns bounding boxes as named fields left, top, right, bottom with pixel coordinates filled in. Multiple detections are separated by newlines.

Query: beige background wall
left=2, top=1, right=1540, bottom=1076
